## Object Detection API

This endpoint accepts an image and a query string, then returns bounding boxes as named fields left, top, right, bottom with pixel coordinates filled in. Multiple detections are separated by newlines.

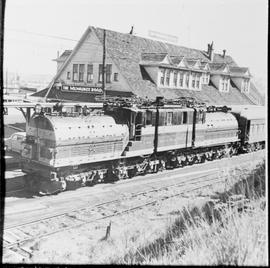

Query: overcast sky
left=3, top=0, right=268, bottom=90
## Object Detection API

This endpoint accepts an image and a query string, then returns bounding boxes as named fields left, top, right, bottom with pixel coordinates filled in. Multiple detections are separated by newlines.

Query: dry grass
left=105, top=160, right=268, bottom=265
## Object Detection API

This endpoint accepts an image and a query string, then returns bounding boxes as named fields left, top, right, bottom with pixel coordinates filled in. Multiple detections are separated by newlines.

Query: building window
left=185, top=73, right=189, bottom=88
left=195, top=73, right=200, bottom=89
left=191, top=73, right=196, bottom=88
left=99, top=64, right=112, bottom=83
left=165, top=69, right=171, bottom=86
left=106, top=64, right=112, bottom=83
left=179, top=72, right=184, bottom=87
left=114, top=73, right=119, bottom=81
left=160, top=68, right=165, bottom=85
left=173, top=71, right=178, bottom=87
left=202, top=73, right=209, bottom=84
left=98, top=64, right=103, bottom=83
left=73, top=64, right=78, bottom=81
left=242, top=78, right=249, bottom=92
left=221, top=76, right=230, bottom=92
left=79, top=64, right=84, bottom=82
left=87, top=64, right=93, bottom=83
left=67, top=72, right=71, bottom=80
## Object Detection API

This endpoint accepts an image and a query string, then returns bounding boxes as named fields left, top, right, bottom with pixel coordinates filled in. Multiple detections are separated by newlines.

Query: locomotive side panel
left=22, top=114, right=130, bottom=168
left=200, top=112, right=239, bottom=147
left=124, top=108, right=195, bottom=157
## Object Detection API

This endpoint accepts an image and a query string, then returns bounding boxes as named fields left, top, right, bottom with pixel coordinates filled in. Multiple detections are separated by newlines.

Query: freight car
left=21, top=98, right=265, bottom=194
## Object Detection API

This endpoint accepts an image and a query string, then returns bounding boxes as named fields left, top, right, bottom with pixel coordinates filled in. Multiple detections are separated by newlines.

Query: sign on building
left=61, top=85, right=103, bottom=94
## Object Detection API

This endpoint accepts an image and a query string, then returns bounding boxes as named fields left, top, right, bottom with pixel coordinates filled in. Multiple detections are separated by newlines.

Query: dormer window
left=165, top=69, right=171, bottom=86
left=220, top=75, right=230, bottom=92
left=195, top=74, right=200, bottom=89
left=191, top=72, right=196, bottom=88
left=242, top=78, right=250, bottom=93
left=160, top=68, right=165, bottom=85
left=179, top=72, right=184, bottom=87
left=173, top=71, right=178, bottom=87
left=202, top=73, right=209, bottom=84
left=185, top=74, right=189, bottom=88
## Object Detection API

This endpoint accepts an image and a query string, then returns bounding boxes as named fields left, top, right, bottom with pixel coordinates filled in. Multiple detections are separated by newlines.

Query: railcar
left=20, top=98, right=265, bottom=194
left=231, top=106, right=266, bottom=152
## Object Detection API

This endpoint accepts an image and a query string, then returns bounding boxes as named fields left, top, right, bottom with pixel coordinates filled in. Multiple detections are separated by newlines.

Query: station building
left=33, top=26, right=264, bottom=106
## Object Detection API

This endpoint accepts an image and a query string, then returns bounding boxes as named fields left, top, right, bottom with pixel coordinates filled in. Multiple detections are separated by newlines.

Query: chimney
left=129, top=25, right=134, bottom=35
left=57, top=51, right=60, bottom=58
left=222, top=49, right=226, bottom=58
left=207, top=41, right=214, bottom=61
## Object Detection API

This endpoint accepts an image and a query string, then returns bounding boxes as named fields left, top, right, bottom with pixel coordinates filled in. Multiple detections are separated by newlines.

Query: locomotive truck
left=20, top=97, right=265, bottom=194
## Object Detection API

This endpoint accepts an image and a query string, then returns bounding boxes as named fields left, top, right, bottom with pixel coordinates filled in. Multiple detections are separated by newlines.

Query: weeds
left=112, top=160, right=267, bottom=265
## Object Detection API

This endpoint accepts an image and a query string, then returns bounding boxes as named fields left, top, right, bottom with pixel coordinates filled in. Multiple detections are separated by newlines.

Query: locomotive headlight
left=34, top=104, right=42, bottom=114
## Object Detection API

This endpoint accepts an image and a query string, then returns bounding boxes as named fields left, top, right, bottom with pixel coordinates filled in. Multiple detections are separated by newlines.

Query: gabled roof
left=170, top=55, right=185, bottom=65
left=141, top=52, right=168, bottom=63
left=35, top=26, right=261, bottom=105
left=186, top=59, right=201, bottom=69
left=229, top=66, right=251, bottom=77
left=200, top=62, right=210, bottom=71
left=209, top=62, right=229, bottom=72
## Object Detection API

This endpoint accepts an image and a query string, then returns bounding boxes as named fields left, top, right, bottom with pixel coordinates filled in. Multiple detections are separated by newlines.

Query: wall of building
left=57, top=29, right=131, bottom=92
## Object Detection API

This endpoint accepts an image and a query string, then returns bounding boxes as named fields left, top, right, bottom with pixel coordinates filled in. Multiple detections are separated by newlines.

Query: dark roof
left=141, top=52, right=168, bottom=62
left=209, top=62, right=228, bottom=72
left=92, top=27, right=248, bottom=104
left=170, top=55, right=185, bottom=65
left=229, top=66, right=249, bottom=76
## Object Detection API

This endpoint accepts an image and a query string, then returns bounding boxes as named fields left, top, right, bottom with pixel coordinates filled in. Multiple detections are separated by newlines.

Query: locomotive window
left=146, top=111, right=152, bottom=125
left=166, top=112, right=173, bottom=125
left=183, top=112, right=188, bottom=124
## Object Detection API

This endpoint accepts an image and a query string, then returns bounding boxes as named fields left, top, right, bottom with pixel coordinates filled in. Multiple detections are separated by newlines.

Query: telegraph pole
left=5, top=69, right=8, bottom=94
left=102, top=29, right=106, bottom=101
left=153, top=96, right=164, bottom=156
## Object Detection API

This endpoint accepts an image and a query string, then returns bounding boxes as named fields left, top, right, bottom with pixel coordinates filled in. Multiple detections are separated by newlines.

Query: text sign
left=61, top=85, right=103, bottom=94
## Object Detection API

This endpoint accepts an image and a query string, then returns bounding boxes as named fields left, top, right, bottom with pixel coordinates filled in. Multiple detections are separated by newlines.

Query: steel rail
left=3, top=173, right=222, bottom=254
left=4, top=170, right=216, bottom=230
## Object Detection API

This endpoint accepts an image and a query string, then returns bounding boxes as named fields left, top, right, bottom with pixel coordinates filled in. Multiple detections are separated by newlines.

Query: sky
left=3, top=0, right=268, bottom=92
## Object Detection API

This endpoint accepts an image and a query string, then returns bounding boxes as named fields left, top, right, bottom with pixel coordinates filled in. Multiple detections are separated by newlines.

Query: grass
left=103, top=160, right=267, bottom=265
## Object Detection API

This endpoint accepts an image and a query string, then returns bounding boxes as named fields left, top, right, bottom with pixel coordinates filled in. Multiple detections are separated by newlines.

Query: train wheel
left=200, top=154, right=206, bottom=163
left=128, top=167, right=137, bottom=178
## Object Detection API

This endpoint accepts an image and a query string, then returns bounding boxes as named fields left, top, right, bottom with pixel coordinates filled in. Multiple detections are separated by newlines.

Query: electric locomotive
left=21, top=97, right=265, bottom=194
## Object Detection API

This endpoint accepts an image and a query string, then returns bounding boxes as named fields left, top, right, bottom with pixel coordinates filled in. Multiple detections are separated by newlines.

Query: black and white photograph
left=0, top=0, right=267, bottom=265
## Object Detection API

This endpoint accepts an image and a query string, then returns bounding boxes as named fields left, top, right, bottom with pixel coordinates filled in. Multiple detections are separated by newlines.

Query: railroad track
left=2, top=171, right=223, bottom=258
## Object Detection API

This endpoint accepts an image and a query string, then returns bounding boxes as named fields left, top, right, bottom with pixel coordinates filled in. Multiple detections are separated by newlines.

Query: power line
left=6, top=28, right=79, bottom=42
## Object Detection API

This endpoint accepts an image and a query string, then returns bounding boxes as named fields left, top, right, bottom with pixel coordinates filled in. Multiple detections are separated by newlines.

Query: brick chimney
left=207, top=41, right=214, bottom=61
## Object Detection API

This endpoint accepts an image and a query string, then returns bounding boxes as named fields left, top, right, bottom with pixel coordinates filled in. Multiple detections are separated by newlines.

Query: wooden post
left=153, top=96, right=164, bottom=156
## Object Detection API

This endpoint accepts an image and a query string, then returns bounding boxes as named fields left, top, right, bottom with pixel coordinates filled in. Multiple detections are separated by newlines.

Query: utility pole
left=153, top=96, right=164, bottom=156
left=5, top=69, right=8, bottom=94
left=102, top=29, right=106, bottom=101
